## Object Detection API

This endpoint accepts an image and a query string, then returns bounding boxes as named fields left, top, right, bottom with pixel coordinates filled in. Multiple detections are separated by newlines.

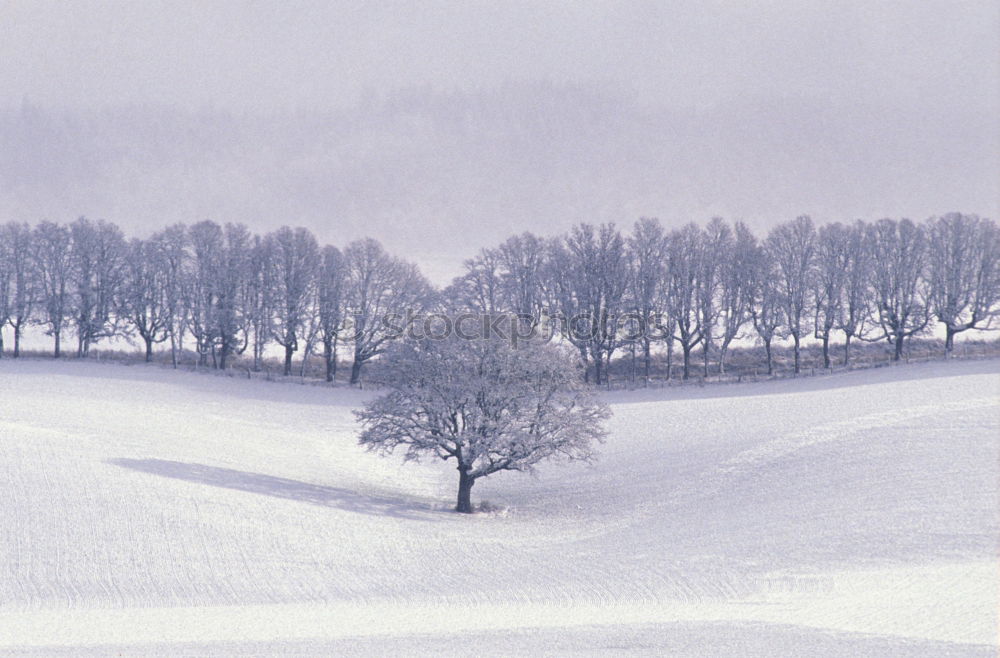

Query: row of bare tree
left=447, top=213, right=999, bottom=383
left=1, top=213, right=997, bottom=385
left=0, top=219, right=433, bottom=384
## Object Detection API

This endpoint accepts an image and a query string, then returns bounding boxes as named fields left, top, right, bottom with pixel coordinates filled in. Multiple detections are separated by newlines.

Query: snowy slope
left=0, top=358, right=997, bottom=656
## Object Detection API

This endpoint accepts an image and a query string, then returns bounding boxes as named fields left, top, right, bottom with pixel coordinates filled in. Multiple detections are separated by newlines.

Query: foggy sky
left=1, top=0, right=997, bottom=283
left=3, top=1, right=997, bottom=113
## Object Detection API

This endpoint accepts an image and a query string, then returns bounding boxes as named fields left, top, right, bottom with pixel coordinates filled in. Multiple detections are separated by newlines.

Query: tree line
left=1, top=213, right=997, bottom=385
left=445, top=213, right=999, bottom=383
left=0, top=219, right=433, bottom=384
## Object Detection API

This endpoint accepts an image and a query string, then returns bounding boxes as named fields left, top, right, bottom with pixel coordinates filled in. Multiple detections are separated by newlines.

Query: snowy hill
left=0, top=358, right=997, bottom=655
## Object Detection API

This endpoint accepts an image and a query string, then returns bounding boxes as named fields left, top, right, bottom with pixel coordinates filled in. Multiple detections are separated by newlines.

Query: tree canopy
left=355, top=334, right=610, bottom=512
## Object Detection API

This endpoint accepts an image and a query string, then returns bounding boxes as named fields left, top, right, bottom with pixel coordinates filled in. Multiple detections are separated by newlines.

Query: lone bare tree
left=356, top=335, right=609, bottom=513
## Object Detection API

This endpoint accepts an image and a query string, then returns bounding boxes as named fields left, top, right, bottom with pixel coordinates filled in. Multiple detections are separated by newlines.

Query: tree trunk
left=665, top=339, right=673, bottom=381
left=0, top=333, right=4, bottom=358
left=843, top=334, right=851, bottom=366
left=629, top=343, right=636, bottom=384
left=13, top=324, right=21, bottom=358
left=456, top=467, right=475, bottom=513
left=945, top=326, right=955, bottom=355
left=893, top=332, right=904, bottom=361
left=681, top=342, right=691, bottom=380
left=764, top=337, right=772, bottom=375
left=170, top=332, right=178, bottom=369
left=331, top=339, right=338, bottom=379
left=594, top=354, right=603, bottom=386
left=299, top=347, right=311, bottom=377
left=283, top=344, right=294, bottom=376
left=54, top=330, right=61, bottom=358
left=821, top=332, right=830, bottom=368
left=324, top=341, right=335, bottom=383
left=793, top=333, right=801, bottom=374
left=144, top=336, right=154, bottom=362
left=350, top=358, right=363, bottom=385
left=642, top=339, right=651, bottom=387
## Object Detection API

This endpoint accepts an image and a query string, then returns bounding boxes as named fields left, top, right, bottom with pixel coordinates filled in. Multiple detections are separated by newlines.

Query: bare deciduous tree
left=697, top=218, right=731, bottom=377
left=244, top=234, right=274, bottom=371
left=451, top=247, right=503, bottom=314
left=69, top=217, right=127, bottom=357
left=0, top=223, right=36, bottom=358
left=626, top=218, right=668, bottom=384
left=716, top=222, right=755, bottom=374
left=153, top=224, right=188, bottom=368
left=0, top=226, right=10, bottom=357
left=748, top=242, right=783, bottom=376
left=665, top=224, right=703, bottom=380
left=317, top=245, right=347, bottom=382
left=838, top=220, right=872, bottom=366
left=867, top=218, right=930, bottom=361
left=927, top=213, right=1000, bottom=353
left=356, top=336, right=609, bottom=513
left=548, top=223, right=629, bottom=385
left=119, top=237, right=171, bottom=362
left=813, top=222, right=851, bottom=368
left=267, top=226, right=320, bottom=376
left=496, top=232, right=547, bottom=327
left=215, top=223, right=252, bottom=370
left=766, top=216, right=816, bottom=374
left=32, top=221, right=73, bottom=358
left=345, top=238, right=432, bottom=385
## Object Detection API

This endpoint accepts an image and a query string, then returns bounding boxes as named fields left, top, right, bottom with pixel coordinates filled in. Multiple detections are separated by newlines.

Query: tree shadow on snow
left=107, top=458, right=441, bottom=522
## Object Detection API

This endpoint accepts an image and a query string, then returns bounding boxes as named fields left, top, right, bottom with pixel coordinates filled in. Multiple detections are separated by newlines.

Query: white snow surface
left=0, top=358, right=997, bottom=656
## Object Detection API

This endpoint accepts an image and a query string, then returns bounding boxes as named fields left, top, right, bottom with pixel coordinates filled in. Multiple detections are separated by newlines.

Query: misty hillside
left=2, top=84, right=996, bottom=281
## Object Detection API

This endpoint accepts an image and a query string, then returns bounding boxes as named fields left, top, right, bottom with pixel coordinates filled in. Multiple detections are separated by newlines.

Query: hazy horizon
left=1, top=1, right=997, bottom=284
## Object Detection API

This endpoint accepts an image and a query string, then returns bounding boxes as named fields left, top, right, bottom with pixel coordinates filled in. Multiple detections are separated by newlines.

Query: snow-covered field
left=0, top=358, right=997, bottom=656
